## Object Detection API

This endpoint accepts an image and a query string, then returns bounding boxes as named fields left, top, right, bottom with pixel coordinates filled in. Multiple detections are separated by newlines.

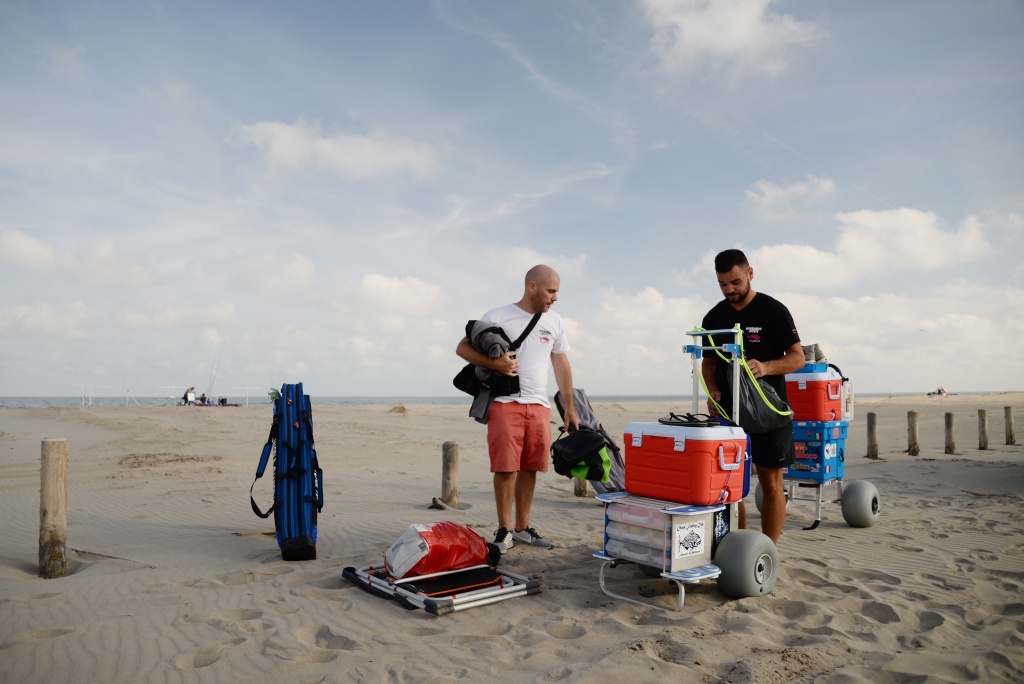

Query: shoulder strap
left=510, top=312, right=542, bottom=351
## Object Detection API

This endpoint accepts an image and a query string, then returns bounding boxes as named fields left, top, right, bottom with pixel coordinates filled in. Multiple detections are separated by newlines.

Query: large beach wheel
left=754, top=482, right=789, bottom=513
left=714, top=530, right=778, bottom=598
left=840, top=480, right=880, bottom=528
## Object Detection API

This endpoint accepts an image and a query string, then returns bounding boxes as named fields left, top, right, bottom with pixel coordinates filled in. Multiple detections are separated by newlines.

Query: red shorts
left=487, top=401, right=551, bottom=473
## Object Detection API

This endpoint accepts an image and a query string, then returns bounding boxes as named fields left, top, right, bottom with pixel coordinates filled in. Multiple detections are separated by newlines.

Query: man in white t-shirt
left=456, top=265, right=579, bottom=552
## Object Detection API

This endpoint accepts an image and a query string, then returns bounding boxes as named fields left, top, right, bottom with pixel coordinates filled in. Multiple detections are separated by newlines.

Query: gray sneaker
left=512, top=527, right=554, bottom=549
left=493, top=527, right=513, bottom=553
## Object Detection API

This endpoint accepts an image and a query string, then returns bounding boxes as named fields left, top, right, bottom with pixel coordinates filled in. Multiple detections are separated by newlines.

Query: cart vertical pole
left=731, top=325, right=741, bottom=425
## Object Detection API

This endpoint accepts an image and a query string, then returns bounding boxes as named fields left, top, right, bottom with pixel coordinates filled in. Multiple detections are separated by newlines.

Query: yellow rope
left=696, top=328, right=794, bottom=421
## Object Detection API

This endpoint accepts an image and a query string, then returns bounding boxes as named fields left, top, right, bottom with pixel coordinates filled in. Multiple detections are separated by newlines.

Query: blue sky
left=1, top=0, right=1022, bottom=399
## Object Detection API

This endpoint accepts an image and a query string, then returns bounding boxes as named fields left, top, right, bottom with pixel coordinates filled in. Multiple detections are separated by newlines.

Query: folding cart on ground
left=343, top=563, right=539, bottom=616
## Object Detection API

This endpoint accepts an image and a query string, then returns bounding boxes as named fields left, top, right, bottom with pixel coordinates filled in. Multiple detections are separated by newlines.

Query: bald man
left=456, top=265, right=579, bottom=552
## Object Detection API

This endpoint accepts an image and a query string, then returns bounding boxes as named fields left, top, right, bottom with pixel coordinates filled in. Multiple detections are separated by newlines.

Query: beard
left=726, top=285, right=750, bottom=302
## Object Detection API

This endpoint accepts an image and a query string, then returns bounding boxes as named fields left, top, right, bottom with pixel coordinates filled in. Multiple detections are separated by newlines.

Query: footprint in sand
left=544, top=618, right=586, bottom=640
left=0, top=628, right=74, bottom=651
left=12, top=593, right=63, bottom=602
left=185, top=609, right=273, bottom=635
left=296, top=624, right=358, bottom=651
left=173, top=637, right=246, bottom=669
left=27, top=628, right=75, bottom=639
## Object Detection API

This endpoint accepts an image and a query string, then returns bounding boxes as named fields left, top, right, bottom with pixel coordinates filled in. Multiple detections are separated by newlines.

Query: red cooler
left=785, top=364, right=843, bottom=422
left=624, top=422, right=748, bottom=506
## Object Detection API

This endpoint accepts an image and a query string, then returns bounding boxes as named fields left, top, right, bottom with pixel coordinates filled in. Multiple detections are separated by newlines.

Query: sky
left=1, top=0, right=1022, bottom=399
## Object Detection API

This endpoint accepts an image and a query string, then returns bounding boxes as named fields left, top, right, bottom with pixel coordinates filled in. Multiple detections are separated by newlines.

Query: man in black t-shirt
left=701, top=249, right=804, bottom=543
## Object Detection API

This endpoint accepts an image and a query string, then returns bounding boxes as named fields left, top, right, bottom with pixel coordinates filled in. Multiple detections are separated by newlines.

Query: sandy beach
left=1, top=392, right=1022, bottom=683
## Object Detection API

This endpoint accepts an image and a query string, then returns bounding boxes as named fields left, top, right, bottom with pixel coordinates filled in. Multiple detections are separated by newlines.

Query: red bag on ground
left=384, top=521, right=490, bottom=578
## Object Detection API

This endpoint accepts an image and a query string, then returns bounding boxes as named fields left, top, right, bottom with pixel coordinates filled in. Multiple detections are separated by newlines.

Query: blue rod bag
left=250, top=382, right=324, bottom=561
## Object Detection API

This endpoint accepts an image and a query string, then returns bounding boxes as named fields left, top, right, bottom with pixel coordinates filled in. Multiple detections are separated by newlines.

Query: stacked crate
left=783, top=363, right=852, bottom=483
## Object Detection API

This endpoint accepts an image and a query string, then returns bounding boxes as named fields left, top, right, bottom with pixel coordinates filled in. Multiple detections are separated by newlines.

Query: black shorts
left=749, top=423, right=795, bottom=469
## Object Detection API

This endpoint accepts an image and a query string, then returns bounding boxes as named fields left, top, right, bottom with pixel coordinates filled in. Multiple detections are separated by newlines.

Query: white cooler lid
left=625, top=421, right=746, bottom=440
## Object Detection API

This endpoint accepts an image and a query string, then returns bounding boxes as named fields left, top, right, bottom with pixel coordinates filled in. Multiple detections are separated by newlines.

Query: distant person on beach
left=456, top=264, right=579, bottom=552
left=701, top=249, right=804, bottom=543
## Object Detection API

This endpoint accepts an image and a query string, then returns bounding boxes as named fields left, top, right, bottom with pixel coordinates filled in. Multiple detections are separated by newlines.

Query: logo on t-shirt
left=538, top=327, right=553, bottom=344
left=746, top=326, right=762, bottom=344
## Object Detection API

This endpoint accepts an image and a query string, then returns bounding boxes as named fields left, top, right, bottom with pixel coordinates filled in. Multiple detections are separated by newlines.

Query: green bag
left=550, top=428, right=611, bottom=483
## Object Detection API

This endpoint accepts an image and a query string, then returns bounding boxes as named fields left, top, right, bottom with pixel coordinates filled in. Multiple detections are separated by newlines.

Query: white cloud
left=120, top=303, right=237, bottom=331
left=746, top=175, right=835, bottom=219
left=752, top=209, right=994, bottom=291
left=0, top=229, right=59, bottom=271
left=359, top=273, right=446, bottom=315
left=0, top=301, right=94, bottom=339
left=233, top=119, right=440, bottom=181
left=0, top=230, right=156, bottom=288
left=641, top=0, right=821, bottom=75
left=482, top=247, right=589, bottom=285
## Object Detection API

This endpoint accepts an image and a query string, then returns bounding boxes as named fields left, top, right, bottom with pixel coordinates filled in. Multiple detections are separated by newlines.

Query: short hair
left=714, top=249, right=749, bottom=273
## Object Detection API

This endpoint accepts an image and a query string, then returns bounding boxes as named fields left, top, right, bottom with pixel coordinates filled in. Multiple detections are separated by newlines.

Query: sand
left=1, top=393, right=1022, bottom=683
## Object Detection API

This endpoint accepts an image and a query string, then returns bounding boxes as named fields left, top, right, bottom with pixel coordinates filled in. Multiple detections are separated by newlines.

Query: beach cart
left=592, top=328, right=780, bottom=611
left=755, top=365, right=881, bottom=530
left=343, top=563, right=539, bottom=616
left=343, top=521, right=540, bottom=616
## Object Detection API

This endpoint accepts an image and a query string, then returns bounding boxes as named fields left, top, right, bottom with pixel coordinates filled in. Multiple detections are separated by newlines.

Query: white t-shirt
left=479, top=303, right=570, bottom=407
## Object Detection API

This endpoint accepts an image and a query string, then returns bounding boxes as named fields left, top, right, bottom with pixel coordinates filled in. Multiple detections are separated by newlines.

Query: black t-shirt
left=701, top=292, right=800, bottom=401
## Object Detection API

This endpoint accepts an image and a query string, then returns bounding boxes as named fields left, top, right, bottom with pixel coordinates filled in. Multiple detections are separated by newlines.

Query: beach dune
left=1, top=393, right=1022, bottom=683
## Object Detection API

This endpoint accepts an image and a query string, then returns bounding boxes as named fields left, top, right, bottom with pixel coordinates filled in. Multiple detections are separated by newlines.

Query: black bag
left=719, top=363, right=792, bottom=434
left=550, top=427, right=611, bottom=483
left=453, top=313, right=541, bottom=397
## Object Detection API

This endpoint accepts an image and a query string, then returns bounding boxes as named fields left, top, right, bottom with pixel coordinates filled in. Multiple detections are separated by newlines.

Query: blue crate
left=786, top=420, right=848, bottom=482
left=792, top=420, right=849, bottom=442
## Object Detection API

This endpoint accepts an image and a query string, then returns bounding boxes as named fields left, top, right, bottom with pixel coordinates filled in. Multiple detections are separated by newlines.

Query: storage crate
left=783, top=424, right=846, bottom=483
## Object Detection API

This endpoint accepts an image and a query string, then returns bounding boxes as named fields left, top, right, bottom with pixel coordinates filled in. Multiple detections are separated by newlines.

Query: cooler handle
left=718, top=444, right=744, bottom=471
left=827, top=382, right=841, bottom=400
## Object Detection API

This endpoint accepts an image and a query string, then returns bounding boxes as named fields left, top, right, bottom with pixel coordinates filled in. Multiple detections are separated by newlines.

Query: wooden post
left=978, top=410, right=988, bottom=451
left=573, top=477, right=592, bottom=498
left=39, top=439, right=68, bottom=579
left=441, top=442, right=459, bottom=510
left=866, top=412, right=878, bottom=459
left=1007, top=407, right=1016, bottom=446
left=945, top=412, right=955, bottom=455
left=907, top=411, right=920, bottom=456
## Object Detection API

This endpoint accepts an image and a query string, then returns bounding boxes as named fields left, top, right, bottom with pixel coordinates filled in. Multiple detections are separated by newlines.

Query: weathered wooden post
left=907, top=411, right=920, bottom=456
left=978, top=410, right=988, bottom=451
left=39, top=439, right=68, bottom=579
left=866, top=412, right=878, bottom=459
left=441, top=442, right=459, bottom=509
left=573, top=476, right=592, bottom=498
left=1007, top=407, right=1016, bottom=446
left=944, top=412, right=956, bottom=455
